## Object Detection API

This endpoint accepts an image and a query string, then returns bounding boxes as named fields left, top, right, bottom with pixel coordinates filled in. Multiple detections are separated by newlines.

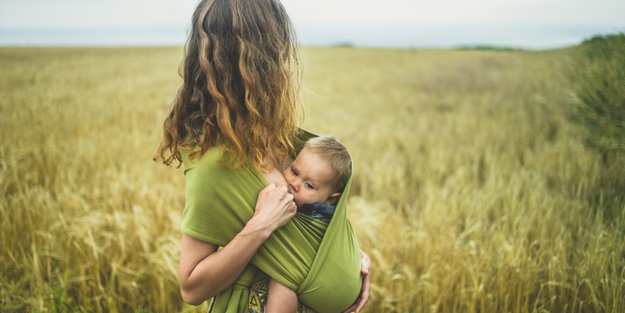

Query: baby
left=266, top=136, right=352, bottom=313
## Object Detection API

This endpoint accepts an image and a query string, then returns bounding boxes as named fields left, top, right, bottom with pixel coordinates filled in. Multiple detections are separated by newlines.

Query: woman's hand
left=246, top=183, right=297, bottom=235
left=342, top=249, right=371, bottom=313
left=179, top=184, right=296, bottom=304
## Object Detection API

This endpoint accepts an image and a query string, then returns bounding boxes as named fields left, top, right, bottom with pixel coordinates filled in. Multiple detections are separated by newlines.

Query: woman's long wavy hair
left=156, top=0, right=301, bottom=169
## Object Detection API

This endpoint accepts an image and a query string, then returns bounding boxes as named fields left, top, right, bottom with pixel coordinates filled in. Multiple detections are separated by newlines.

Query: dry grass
left=1, top=46, right=623, bottom=312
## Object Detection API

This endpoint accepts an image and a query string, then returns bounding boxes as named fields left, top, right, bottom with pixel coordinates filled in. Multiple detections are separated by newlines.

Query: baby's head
left=282, top=136, right=352, bottom=207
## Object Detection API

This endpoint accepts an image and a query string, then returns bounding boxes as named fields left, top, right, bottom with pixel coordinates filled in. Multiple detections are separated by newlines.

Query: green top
left=181, top=130, right=362, bottom=312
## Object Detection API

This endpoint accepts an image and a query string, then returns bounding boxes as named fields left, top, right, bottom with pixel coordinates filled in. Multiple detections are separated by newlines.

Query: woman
left=156, top=0, right=370, bottom=312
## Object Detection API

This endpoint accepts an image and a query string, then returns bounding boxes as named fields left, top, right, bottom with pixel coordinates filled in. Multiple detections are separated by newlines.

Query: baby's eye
left=291, top=168, right=298, bottom=176
left=304, top=182, right=314, bottom=190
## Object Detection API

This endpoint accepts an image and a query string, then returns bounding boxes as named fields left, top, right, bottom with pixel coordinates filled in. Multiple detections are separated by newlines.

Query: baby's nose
left=288, top=179, right=298, bottom=191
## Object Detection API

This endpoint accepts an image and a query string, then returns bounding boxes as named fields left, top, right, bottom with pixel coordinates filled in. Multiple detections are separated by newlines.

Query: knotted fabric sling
left=181, top=130, right=362, bottom=312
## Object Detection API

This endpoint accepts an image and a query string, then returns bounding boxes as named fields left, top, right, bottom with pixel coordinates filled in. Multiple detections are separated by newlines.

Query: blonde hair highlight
left=156, top=0, right=301, bottom=169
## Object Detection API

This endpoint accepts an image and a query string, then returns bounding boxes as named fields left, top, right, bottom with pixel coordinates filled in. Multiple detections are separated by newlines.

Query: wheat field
left=1, top=46, right=624, bottom=312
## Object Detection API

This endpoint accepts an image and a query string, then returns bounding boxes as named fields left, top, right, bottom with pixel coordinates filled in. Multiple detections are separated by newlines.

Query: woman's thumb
left=263, top=183, right=277, bottom=192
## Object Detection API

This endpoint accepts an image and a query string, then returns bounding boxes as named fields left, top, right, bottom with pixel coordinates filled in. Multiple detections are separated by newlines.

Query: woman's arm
left=179, top=184, right=296, bottom=305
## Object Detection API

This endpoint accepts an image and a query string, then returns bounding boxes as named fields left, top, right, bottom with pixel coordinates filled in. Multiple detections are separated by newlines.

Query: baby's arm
left=266, top=278, right=298, bottom=313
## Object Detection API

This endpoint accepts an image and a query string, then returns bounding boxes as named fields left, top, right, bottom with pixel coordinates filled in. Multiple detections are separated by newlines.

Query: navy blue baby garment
left=298, top=203, right=336, bottom=224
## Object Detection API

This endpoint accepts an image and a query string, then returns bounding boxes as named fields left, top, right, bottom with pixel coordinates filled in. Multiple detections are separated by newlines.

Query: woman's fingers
left=360, top=250, right=371, bottom=276
left=354, top=271, right=370, bottom=312
left=259, top=185, right=286, bottom=207
left=261, top=183, right=277, bottom=194
left=255, top=184, right=296, bottom=229
left=352, top=250, right=372, bottom=312
left=277, top=188, right=296, bottom=225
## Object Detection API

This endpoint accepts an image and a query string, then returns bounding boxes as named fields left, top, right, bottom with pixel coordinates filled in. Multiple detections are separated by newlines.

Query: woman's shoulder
left=181, top=146, right=222, bottom=171
left=182, top=145, right=264, bottom=187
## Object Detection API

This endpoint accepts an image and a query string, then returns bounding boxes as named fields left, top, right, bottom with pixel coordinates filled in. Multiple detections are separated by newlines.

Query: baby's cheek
left=293, top=196, right=308, bottom=207
left=282, top=168, right=291, bottom=178
left=291, top=195, right=303, bottom=207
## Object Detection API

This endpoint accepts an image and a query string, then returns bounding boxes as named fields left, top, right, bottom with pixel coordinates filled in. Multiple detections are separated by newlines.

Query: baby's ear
left=328, top=192, right=341, bottom=205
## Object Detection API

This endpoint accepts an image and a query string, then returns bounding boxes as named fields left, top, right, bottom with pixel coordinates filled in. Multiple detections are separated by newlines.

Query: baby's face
left=282, top=148, right=338, bottom=207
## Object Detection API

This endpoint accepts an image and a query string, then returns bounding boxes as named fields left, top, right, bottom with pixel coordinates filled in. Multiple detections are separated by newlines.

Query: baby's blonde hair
left=303, top=136, right=352, bottom=192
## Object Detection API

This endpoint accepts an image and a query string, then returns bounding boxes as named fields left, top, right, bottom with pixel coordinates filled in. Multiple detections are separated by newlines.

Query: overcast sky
left=0, top=0, right=623, bottom=48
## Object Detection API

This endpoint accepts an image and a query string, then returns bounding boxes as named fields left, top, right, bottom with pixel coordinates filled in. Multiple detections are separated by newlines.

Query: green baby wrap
left=181, top=130, right=362, bottom=312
